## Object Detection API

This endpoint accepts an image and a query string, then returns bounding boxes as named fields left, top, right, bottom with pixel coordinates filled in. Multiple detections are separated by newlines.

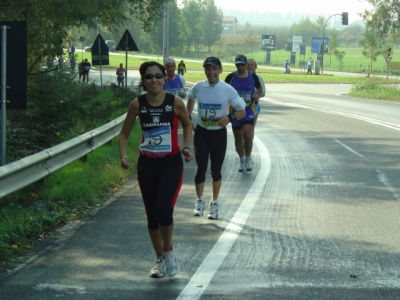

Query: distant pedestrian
left=163, top=58, right=186, bottom=98
left=284, top=60, right=290, bottom=74
left=70, top=44, right=75, bottom=59
left=307, top=59, right=313, bottom=75
left=78, top=60, right=84, bottom=82
left=178, top=60, right=186, bottom=76
left=82, top=58, right=91, bottom=84
left=70, top=56, right=76, bottom=72
left=116, top=63, right=126, bottom=87
left=366, top=65, right=371, bottom=78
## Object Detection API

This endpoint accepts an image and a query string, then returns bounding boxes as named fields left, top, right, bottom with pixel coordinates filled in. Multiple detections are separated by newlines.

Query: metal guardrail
left=0, top=114, right=126, bottom=199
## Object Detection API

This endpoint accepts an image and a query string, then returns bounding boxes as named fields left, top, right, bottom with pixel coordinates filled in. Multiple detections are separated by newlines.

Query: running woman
left=186, top=56, right=246, bottom=220
left=118, top=61, right=193, bottom=278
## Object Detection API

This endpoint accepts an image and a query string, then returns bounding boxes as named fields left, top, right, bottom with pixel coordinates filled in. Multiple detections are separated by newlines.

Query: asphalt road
left=1, top=84, right=400, bottom=299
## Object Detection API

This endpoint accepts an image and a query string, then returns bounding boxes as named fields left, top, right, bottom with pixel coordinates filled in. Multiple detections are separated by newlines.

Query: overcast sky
left=179, top=0, right=374, bottom=21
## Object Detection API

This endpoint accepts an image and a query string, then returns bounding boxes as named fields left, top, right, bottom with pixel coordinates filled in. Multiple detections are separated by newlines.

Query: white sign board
left=292, top=36, right=302, bottom=53
left=385, top=56, right=392, bottom=63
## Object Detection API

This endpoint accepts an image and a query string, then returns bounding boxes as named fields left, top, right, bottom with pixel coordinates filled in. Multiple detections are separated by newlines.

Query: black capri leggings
left=137, top=153, right=183, bottom=230
left=194, top=126, right=227, bottom=184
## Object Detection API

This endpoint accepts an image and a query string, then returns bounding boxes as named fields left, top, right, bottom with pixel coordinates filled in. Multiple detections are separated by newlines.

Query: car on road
left=84, top=44, right=92, bottom=52
left=84, top=40, right=116, bottom=52
left=105, top=40, right=116, bottom=52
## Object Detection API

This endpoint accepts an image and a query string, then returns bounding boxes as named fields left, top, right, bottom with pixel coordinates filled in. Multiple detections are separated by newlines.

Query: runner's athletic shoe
left=164, top=247, right=180, bottom=277
left=238, top=159, right=246, bottom=172
left=149, top=257, right=166, bottom=278
left=208, top=202, right=219, bottom=219
left=245, top=158, right=252, bottom=171
left=193, top=199, right=205, bottom=216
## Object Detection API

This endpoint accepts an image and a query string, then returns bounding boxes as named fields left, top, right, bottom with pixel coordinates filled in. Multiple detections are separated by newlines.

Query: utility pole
left=163, top=0, right=170, bottom=62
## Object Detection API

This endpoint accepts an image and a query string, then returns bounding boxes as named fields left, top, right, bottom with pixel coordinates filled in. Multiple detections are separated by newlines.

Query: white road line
left=334, top=139, right=365, bottom=158
left=177, top=136, right=271, bottom=300
left=264, top=98, right=400, bottom=132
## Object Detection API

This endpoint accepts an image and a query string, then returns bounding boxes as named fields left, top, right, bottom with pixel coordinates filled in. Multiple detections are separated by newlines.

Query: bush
left=5, top=70, right=138, bottom=163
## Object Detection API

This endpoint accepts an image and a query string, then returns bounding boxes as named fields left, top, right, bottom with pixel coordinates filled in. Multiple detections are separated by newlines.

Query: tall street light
left=321, top=12, right=348, bottom=74
left=163, top=0, right=169, bottom=62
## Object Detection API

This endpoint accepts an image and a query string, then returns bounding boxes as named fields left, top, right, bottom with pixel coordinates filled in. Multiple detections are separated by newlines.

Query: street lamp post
left=163, top=0, right=169, bottom=62
left=321, top=12, right=348, bottom=74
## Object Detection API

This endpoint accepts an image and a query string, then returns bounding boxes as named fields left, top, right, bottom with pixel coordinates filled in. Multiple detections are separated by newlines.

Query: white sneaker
left=149, top=257, right=166, bottom=278
left=238, top=160, right=245, bottom=172
left=245, top=158, right=252, bottom=171
left=164, top=247, right=180, bottom=277
left=193, top=199, right=205, bottom=216
left=208, top=202, right=219, bottom=219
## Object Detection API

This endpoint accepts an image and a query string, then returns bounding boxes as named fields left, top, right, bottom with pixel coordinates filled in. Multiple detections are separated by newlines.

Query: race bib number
left=237, top=90, right=252, bottom=105
left=199, top=103, right=222, bottom=127
left=139, top=126, right=172, bottom=158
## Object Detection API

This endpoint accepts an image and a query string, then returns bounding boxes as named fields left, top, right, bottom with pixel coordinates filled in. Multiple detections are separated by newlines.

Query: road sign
left=292, top=36, right=302, bottom=53
left=261, top=35, right=276, bottom=51
left=311, top=37, right=329, bottom=54
left=79, top=36, right=85, bottom=43
left=117, top=30, right=139, bottom=51
left=385, top=56, right=392, bottom=63
left=91, top=34, right=109, bottom=66
left=0, top=21, right=27, bottom=110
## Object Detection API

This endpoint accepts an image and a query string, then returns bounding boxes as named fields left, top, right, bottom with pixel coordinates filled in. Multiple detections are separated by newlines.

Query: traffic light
left=387, top=47, right=392, bottom=57
left=341, top=12, right=348, bottom=25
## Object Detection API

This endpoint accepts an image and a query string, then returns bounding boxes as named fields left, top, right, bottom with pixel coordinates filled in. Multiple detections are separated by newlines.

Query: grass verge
left=348, top=80, right=400, bottom=100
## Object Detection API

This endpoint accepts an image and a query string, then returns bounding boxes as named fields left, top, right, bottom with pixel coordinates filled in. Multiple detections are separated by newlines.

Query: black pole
left=125, top=33, right=128, bottom=89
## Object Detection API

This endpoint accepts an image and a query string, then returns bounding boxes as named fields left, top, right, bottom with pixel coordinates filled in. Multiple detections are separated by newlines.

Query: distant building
left=222, top=16, right=238, bottom=34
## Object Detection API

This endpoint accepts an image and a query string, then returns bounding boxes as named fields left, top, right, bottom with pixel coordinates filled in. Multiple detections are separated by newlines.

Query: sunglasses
left=236, top=63, right=246, bottom=67
left=144, top=73, right=164, bottom=80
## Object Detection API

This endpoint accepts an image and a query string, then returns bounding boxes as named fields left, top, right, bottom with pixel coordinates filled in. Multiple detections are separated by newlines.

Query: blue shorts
left=231, top=106, right=255, bottom=130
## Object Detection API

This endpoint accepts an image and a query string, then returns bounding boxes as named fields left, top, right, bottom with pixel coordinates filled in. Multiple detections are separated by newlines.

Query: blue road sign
left=311, top=37, right=329, bottom=54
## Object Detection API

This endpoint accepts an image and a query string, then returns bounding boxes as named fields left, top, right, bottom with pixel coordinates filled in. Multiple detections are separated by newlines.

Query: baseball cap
left=234, top=55, right=247, bottom=65
left=164, top=57, right=175, bottom=65
left=203, top=57, right=222, bottom=67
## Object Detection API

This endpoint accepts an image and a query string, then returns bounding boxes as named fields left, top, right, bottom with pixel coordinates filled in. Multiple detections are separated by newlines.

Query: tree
left=363, top=0, right=400, bottom=42
left=244, top=34, right=259, bottom=57
left=328, top=30, right=339, bottom=68
left=358, top=29, right=383, bottom=70
left=290, top=17, right=320, bottom=46
left=200, top=0, right=223, bottom=53
left=333, top=49, right=345, bottom=70
left=182, top=0, right=203, bottom=52
left=0, top=0, right=165, bottom=74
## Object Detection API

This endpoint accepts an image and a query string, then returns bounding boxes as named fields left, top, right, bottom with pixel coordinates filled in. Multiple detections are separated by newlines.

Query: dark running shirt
left=138, top=93, right=180, bottom=158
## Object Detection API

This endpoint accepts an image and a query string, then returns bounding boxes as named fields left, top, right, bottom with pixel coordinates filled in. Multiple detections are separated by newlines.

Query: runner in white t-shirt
left=186, top=56, right=246, bottom=220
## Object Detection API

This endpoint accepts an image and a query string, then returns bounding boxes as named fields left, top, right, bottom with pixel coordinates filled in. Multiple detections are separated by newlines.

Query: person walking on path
left=178, top=60, right=186, bottom=76
left=366, top=65, right=371, bottom=78
left=284, top=60, right=290, bottom=74
left=82, top=58, right=91, bottom=84
left=164, top=58, right=186, bottom=98
left=70, top=43, right=75, bottom=59
left=116, top=63, right=126, bottom=87
left=246, top=58, right=265, bottom=128
left=307, top=59, right=313, bottom=75
left=118, top=61, right=193, bottom=279
left=225, top=54, right=261, bottom=173
left=186, top=56, right=246, bottom=220
left=78, top=60, right=85, bottom=82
